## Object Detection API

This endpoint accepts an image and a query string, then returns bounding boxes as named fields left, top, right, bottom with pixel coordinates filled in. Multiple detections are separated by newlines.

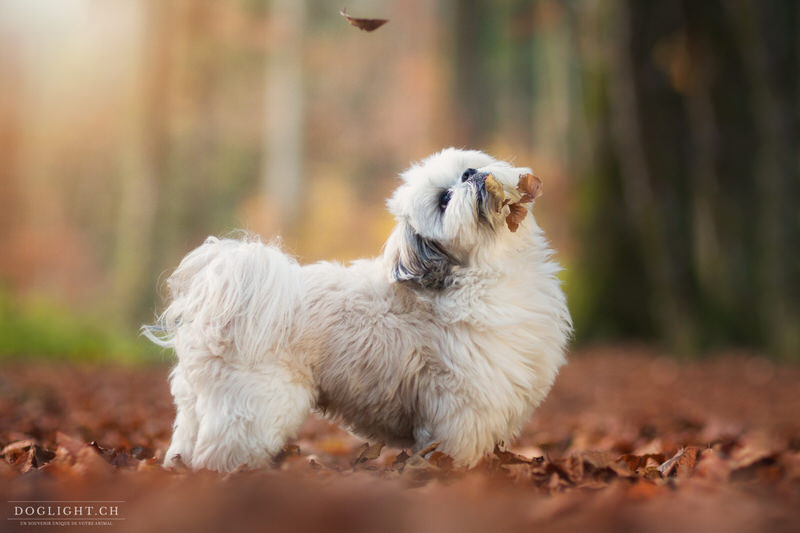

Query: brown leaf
left=484, top=175, right=505, bottom=212
left=89, top=440, right=115, bottom=461
left=340, top=9, right=388, bottom=32
left=619, top=453, right=667, bottom=472
left=111, top=451, right=139, bottom=469
left=391, top=450, right=411, bottom=471
left=657, top=447, right=701, bottom=477
left=626, top=479, right=662, bottom=501
left=517, top=173, right=543, bottom=200
left=417, top=441, right=440, bottom=458
left=503, top=173, right=543, bottom=232
left=401, top=454, right=442, bottom=481
left=56, top=431, right=85, bottom=457
left=428, top=451, right=454, bottom=471
left=505, top=203, right=528, bottom=232
left=274, top=444, right=301, bottom=464
left=581, top=451, right=634, bottom=478
left=493, top=445, right=532, bottom=465
left=352, top=441, right=384, bottom=466
left=74, top=446, right=113, bottom=476
left=550, top=454, right=584, bottom=484
left=1, top=439, right=36, bottom=457
left=694, top=449, right=732, bottom=482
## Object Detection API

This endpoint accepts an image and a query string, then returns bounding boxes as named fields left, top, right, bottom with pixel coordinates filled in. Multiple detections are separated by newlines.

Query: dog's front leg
left=163, top=364, right=199, bottom=468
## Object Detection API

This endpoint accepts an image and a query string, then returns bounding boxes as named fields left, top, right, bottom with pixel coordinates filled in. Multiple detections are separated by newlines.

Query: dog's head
left=385, top=148, right=538, bottom=290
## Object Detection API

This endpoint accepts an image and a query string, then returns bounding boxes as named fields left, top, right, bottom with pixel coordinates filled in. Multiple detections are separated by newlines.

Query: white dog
left=146, top=148, right=571, bottom=472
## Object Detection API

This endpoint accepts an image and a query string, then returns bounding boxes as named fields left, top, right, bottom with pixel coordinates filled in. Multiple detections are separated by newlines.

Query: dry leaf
left=427, top=451, right=454, bottom=471
left=484, top=174, right=505, bottom=211
left=504, top=173, right=543, bottom=232
left=417, top=441, right=440, bottom=458
left=391, top=450, right=411, bottom=471
left=658, top=447, right=701, bottom=477
left=352, top=441, right=385, bottom=466
left=274, top=444, right=301, bottom=465
left=517, top=173, right=543, bottom=200
left=1, top=439, right=36, bottom=457
left=340, top=9, right=389, bottom=32
left=493, top=445, right=532, bottom=465
left=506, top=203, right=528, bottom=232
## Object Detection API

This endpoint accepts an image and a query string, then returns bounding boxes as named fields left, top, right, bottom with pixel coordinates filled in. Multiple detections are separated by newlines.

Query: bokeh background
left=0, top=0, right=797, bottom=361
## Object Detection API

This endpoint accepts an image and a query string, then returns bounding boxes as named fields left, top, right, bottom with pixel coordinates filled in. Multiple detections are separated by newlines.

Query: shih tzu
left=146, top=148, right=571, bottom=472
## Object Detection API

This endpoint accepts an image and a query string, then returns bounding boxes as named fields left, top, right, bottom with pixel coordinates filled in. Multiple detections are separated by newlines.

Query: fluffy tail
left=143, top=236, right=300, bottom=365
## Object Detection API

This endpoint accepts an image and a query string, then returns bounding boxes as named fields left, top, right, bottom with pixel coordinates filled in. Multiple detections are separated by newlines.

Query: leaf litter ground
left=1, top=346, right=799, bottom=532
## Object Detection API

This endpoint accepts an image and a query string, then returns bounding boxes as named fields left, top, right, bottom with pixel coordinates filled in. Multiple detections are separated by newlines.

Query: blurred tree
left=569, top=0, right=800, bottom=358
left=112, top=0, right=172, bottom=324
left=263, top=0, right=305, bottom=227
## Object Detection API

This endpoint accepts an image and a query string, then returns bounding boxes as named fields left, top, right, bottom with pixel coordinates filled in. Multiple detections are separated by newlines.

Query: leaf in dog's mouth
left=340, top=9, right=389, bottom=32
left=484, top=175, right=505, bottom=209
left=503, top=173, right=543, bottom=232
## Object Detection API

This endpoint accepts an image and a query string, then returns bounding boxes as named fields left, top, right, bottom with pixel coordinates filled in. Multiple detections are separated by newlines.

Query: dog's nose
left=461, top=168, right=478, bottom=182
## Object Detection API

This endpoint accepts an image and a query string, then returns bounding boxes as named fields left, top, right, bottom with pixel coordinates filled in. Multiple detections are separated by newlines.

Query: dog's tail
left=142, top=235, right=300, bottom=364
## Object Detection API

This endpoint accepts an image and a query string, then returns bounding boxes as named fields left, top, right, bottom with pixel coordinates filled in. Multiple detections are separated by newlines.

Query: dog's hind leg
left=190, top=361, right=313, bottom=472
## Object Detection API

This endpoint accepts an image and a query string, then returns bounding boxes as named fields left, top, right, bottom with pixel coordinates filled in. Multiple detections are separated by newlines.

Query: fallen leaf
left=427, top=451, right=454, bottom=471
left=417, top=442, right=440, bottom=458
left=111, top=451, right=139, bottom=469
left=352, top=441, right=384, bottom=466
left=1, top=439, right=36, bottom=457
left=658, top=447, right=701, bottom=477
left=274, top=444, right=301, bottom=465
left=56, top=432, right=85, bottom=457
left=391, top=450, right=411, bottom=471
left=340, top=9, right=389, bottom=32
left=619, top=453, right=667, bottom=472
left=493, top=445, right=532, bottom=465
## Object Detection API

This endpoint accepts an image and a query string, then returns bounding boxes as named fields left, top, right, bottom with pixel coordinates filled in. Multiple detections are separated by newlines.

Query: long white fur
left=146, top=148, right=572, bottom=472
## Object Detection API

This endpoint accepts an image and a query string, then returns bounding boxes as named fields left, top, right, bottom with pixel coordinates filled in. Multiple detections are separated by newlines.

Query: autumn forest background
left=1, top=0, right=798, bottom=362
left=1, top=2, right=799, bottom=531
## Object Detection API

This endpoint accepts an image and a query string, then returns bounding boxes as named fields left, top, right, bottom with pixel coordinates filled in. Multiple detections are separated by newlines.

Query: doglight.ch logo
left=7, top=501, right=125, bottom=527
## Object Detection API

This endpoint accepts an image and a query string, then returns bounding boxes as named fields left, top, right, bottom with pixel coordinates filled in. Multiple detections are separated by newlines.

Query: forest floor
left=1, top=346, right=799, bottom=533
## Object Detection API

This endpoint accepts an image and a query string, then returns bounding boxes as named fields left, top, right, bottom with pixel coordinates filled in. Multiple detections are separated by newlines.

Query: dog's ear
left=385, top=221, right=455, bottom=290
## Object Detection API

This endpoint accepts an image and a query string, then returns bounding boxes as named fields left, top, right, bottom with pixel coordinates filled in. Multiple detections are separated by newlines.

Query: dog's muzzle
left=462, top=170, right=505, bottom=220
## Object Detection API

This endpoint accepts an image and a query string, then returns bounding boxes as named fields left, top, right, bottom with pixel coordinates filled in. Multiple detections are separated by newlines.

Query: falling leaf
left=340, top=9, right=389, bottom=32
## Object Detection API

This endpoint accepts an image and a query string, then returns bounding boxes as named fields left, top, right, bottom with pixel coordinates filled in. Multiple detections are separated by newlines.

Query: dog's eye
left=439, top=190, right=452, bottom=211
